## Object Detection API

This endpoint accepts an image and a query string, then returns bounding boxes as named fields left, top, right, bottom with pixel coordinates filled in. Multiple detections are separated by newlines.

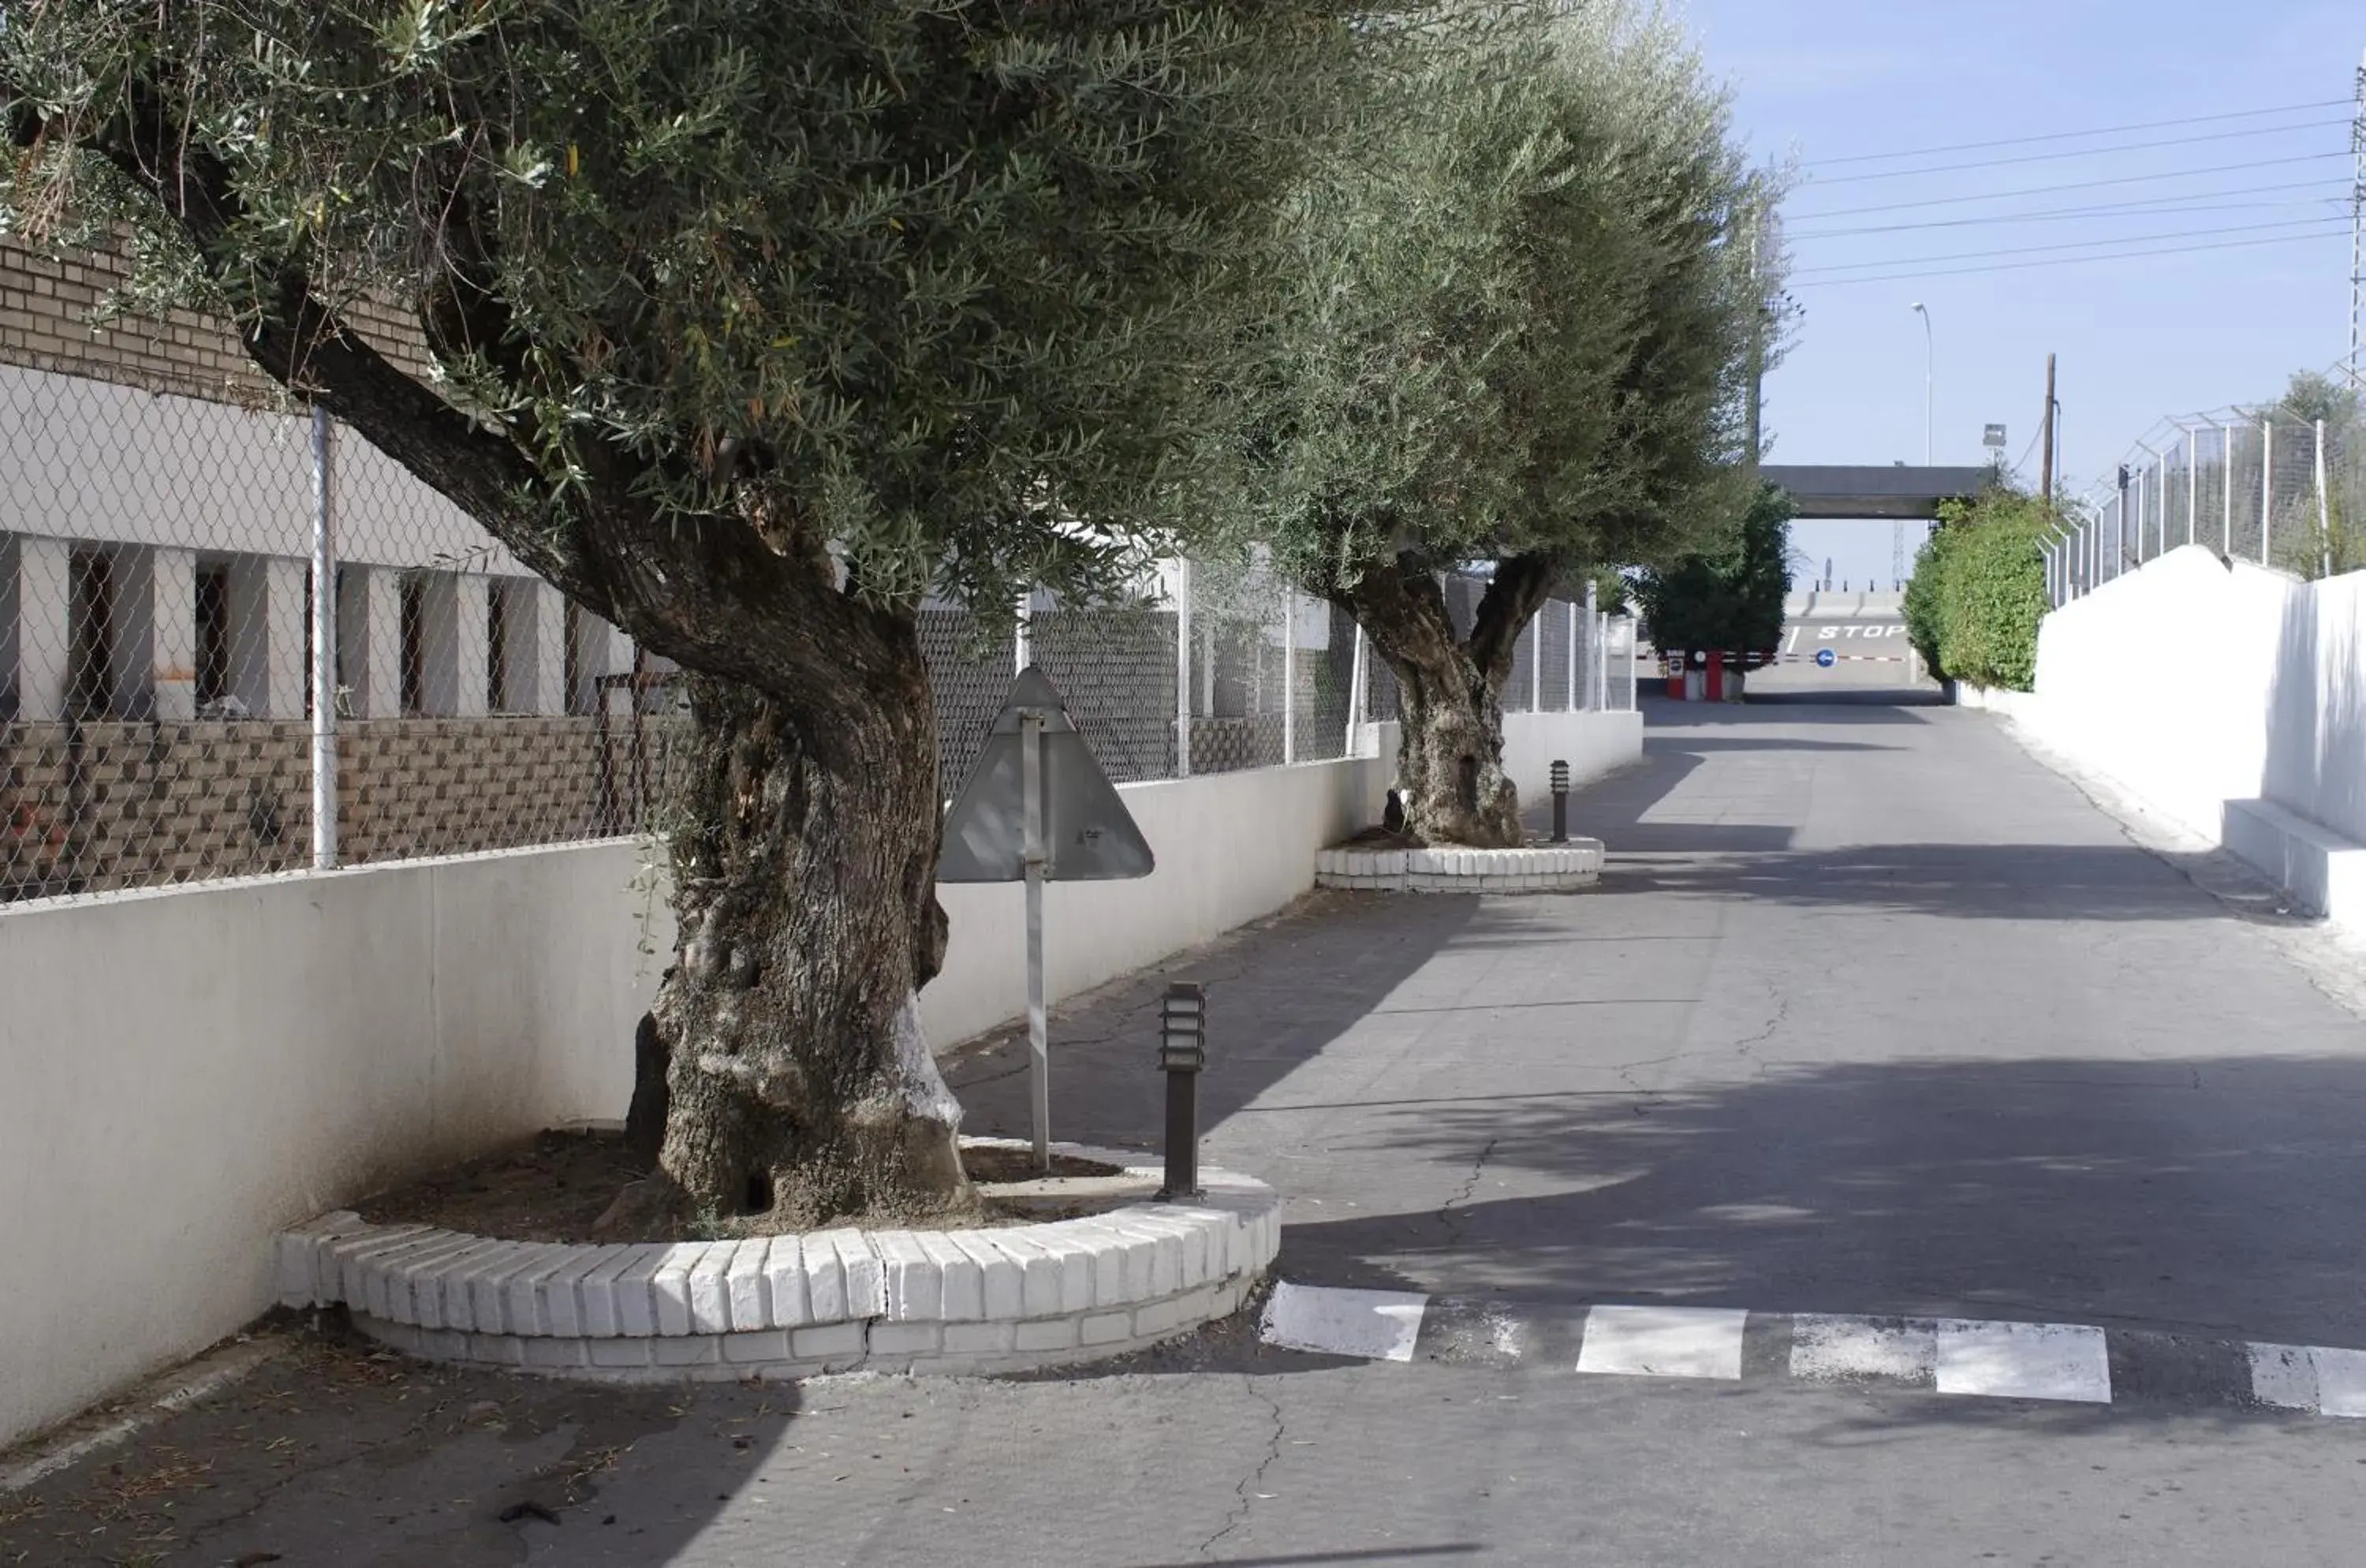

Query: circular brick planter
left=274, top=1144, right=1278, bottom=1382
left=1315, top=842, right=1604, bottom=894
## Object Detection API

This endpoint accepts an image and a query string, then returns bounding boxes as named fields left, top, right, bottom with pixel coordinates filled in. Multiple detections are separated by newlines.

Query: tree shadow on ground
left=0, top=1327, right=797, bottom=1568
left=1594, top=842, right=2308, bottom=924
left=1274, top=1052, right=2366, bottom=1352
left=945, top=891, right=1481, bottom=1155
left=1639, top=693, right=1939, bottom=725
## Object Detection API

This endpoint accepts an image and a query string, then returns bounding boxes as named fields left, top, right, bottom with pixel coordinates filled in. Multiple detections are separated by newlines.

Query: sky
left=1680, top=0, right=2364, bottom=585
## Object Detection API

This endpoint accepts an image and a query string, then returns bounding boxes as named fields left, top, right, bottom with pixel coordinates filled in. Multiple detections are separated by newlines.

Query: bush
left=1633, top=483, right=1795, bottom=652
left=1904, top=489, right=2053, bottom=691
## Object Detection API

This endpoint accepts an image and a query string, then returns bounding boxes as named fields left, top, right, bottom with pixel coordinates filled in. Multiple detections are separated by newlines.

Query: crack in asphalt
left=1197, top=1376, right=1286, bottom=1561
left=1733, top=985, right=1791, bottom=1060
left=1437, top=1137, right=1499, bottom=1247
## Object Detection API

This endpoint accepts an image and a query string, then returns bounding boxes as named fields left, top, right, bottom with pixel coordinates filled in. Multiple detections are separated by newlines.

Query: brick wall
left=0, top=236, right=430, bottom=410
left=0, top=715, right=686, bottom=902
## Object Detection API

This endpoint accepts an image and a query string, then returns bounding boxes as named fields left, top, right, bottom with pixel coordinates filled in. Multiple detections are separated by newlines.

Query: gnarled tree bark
left=1334, top=551, right=1560, bottom=848
left=646, top=633, right=968, bottom=1226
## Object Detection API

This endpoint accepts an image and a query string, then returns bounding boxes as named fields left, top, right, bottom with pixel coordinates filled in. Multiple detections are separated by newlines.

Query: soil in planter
left=1340, top=826, right=1427, bottom=851
left=353, top=1129, right=1130, bottom=1244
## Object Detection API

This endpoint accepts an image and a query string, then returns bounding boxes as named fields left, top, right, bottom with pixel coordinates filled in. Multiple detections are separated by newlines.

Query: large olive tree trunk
left=644, top=643, right=968, bottom=1226
left=1338, top=551, right=1560, bottom=849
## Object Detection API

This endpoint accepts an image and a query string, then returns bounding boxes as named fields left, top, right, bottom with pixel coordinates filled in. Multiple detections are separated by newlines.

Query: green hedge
left=1903, top=489, right=2052, bottom=692
left=1633, top=483, right=1795, bottom=652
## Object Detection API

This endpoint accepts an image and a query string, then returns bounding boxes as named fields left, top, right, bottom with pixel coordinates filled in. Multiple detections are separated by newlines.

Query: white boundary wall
left=0, top=707, right=1644, bottom=1448
left=1501, top=708, right=1645, bottom=808
left=1973, top=545, right=2366, bottom=928
left=0, top=844, right=659, bottom=1449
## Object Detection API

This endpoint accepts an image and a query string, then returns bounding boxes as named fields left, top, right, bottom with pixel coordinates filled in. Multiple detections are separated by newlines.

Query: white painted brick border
left=1315, top=842, right=1604, bottom=894
left=276, top=1150, right=1278, bottom=1381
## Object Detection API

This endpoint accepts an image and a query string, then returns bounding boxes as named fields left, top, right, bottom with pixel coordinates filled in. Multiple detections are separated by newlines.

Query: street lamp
left=1909, top=303, right=1934, bottom=465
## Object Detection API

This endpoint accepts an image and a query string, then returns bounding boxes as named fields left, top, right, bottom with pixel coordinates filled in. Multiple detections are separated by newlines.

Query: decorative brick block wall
left=0, top=716, right=686, bottom=901
left=0, top=237, right=430, bottom=410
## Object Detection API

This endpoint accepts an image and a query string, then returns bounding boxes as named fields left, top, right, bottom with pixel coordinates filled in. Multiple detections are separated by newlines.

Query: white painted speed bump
left=1933, top=1319, right=2110, bottom=1404
left=1790, top=1315, right=1937, bottom=1385
left=1577, top=1306, right=1748, bottom=1381
left=2310, top=1346, right=2366, bottom=1418
left=2248, top=1343, right=2320, bottom=1412
left=1260, top=1282, right=1429, bottom=1362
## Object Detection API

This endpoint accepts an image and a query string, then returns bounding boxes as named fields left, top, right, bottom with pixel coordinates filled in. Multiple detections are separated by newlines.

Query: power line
left=1801, top=98, right=2352, bottom=168
left=1802, top=117, right=2352, bottom=186
left=1793, top=215, right=2349, bottom=278
left=1786, top=181, right=2349, bottom=241
left=1785, top=151, right=2354, bottom=222
left=1789, top=228, right=2349, bottom=289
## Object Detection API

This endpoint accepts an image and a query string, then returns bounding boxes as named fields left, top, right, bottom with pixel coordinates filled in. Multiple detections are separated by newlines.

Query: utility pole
left=2040, top=353, right=2058, bottom=506
left=2351, top=47, right=2364, bottom=383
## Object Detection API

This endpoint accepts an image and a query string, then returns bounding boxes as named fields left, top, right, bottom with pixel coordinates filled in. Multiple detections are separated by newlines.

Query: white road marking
left=2309, top=1347, right=2366, bottom=1418
left=1260, top=1282, right=1428, bottom=1362
left=1933, top=1320, right=2111, bottom=1404
left=1577, top=1305, right=1748, bottom=1381
left=2248, top=1343, right=2321, bottom=1412
left=1790, top=1315, right=1937, bottom=1384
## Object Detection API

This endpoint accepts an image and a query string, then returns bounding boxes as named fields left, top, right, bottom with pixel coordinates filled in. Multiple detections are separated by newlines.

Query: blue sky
left=1681, top=0, right=2363, bottom=583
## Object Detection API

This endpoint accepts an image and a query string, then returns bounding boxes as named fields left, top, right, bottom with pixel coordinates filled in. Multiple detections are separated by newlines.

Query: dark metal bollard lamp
left=1157, top=981, right=1207, bottom=1200
left=1549, top=760, right=1570, bottom=843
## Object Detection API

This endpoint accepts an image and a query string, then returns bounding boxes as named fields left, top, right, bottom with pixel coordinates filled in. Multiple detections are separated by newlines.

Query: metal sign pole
left=1020, top=707, right=1050, bottom=1170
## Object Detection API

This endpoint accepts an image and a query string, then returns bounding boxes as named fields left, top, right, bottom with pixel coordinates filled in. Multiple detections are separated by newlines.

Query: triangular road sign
left=937, top=667, right=1155, bottom=883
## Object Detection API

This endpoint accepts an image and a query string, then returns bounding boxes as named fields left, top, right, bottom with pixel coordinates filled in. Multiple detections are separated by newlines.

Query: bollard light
left=1157, top=981, right=1206, bottom=1201
left=1549, top=760, right=1570, bottom=844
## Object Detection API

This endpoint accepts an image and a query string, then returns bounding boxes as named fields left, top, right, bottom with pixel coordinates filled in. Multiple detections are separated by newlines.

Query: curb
left=275, top=1150, right=1279, bottom=1382
left=1315, top=842, right=1604, bottom=894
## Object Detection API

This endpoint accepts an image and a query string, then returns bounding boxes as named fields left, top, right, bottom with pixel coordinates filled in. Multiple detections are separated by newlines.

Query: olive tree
left=1241, top=3, right=1771, bottom=845
left=3, top=1, right=1398, bottom=1223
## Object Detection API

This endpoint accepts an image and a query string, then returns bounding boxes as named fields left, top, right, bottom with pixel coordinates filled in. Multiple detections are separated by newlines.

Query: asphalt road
left=13, top=694, right=2366, bottom=1566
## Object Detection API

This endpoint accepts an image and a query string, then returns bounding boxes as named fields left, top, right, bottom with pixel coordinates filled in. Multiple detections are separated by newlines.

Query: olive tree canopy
left=3, top=0, right=1417, bottom=1223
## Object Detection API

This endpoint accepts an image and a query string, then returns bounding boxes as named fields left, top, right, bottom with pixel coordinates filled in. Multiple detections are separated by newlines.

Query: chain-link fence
left=2050, top=396, right=2364, bottom=606
left=3, top=262, right=1636, bottom=905
left=1353, top=577, right=1640, bottom=725
left=0, top=357, right=704, bottom=903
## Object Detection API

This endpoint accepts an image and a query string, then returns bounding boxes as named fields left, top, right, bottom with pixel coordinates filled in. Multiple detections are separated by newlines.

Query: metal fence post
left=2262, top=420, right=2274, bottom=566
left=2317, top=417, right=2334, bottom=580
left=1344, top=623, right=1366, bottom=756
left=1281, top=588, right=1296, bottom=764
left=1174, top=559, right=1192, bottom=778
left=1583, top=579, right=1599, bottom=711
left=2186, top=427, right=2198, bottom=548
left=308, top=406, right=339, bottom=870
left=1566, top=599, right=1578, bottom=711
left=1528, top=606, right=1542, bottom=715
left=2221, top=422, right=2235, bottom=555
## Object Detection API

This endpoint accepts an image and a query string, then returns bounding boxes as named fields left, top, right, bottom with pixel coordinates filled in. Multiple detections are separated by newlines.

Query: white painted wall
left=1980, top=544, right=2366, bottom=924
left=0, top=843, right=662, bottom=1450
left=1500, top=708, right=1645, bottom=808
